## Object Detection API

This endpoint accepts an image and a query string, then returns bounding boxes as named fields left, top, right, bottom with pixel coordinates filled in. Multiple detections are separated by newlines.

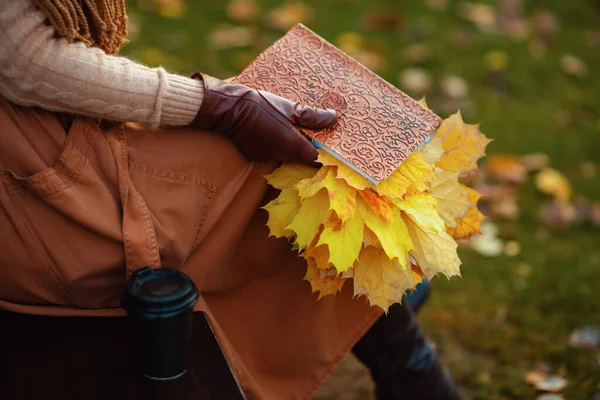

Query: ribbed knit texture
left=0, top=0, right=204, bottom=128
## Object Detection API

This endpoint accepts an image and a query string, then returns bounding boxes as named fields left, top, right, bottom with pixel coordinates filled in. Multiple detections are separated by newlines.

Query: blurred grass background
left=122, top=0, right=600, bottom=398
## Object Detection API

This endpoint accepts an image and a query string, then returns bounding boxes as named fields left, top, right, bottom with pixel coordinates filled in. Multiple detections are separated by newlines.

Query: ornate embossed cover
left=233, top=24, right=442, bottom=184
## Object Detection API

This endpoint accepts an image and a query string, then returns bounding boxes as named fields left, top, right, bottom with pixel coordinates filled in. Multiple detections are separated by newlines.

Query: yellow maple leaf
left=428, top=169, right=470, bottom=227
left=318, top=213, right=364, bottom=273
left=264, top=163, right=317, bottom=189
left=263, top=188, right=300, bottom=239
left=358, top=197, right=413, bottom=267
left=304, top=258, right=346, bottom=299
left=376, top=151, right=434, bottom=199
left=294, top=166, right=331, bottom=199
left=393, top=193, right=445, bottom=233
left=447, top=186, right=484, bottom=239
left=435, top=111, right=492, bottom=174
left=402, top=214, right=461, bottom=279
left=287, top=189, right=330, bottom=249
left=295, top=166, right=357, bottom=222
left=317, top=150, right=370, bottom=191
left=353, top=246, right=414, bottom=311
left=324, top=174, right=358, bottom=222
left=422, top=137, right=444, bottom=165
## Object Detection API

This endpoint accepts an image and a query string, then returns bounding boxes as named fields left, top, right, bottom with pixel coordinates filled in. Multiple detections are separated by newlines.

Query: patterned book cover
left=233, top=24, right=442, bottom=184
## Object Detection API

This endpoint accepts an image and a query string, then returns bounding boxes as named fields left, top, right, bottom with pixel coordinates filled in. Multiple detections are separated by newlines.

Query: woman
left=0, top=0, right=460, bottom=398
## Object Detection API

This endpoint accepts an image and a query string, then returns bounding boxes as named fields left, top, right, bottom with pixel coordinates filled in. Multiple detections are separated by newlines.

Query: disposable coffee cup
left=122, top=267, right=199, bottom=381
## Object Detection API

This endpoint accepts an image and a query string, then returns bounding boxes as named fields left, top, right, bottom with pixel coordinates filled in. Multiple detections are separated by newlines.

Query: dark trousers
left=352, top=301, right=462, bottom=400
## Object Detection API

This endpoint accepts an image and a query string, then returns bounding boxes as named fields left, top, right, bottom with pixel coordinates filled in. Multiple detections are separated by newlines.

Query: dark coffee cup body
left=123, top=267, right=199, bottom=380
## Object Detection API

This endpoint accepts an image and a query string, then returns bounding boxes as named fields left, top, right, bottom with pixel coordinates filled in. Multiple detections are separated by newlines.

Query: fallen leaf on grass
left=361, top=10, right=403, bottom=31
left=521, top=153, right=550, bottom=171
left=403, top=44, right=433, bottom=64
left=525, top=363, right=568, bottom=393
left=486, top=155, right=527, bottom=183
left=534, top=376, right=568, bottom=393
left=574, top=197, right=600, bottom=226
left=569, top=326, right=600, bottom=348
left=532, top=10, right=560, bottom=44
left=536, top=395, right=564, bottom=400
left=458, top=3, right=497, bottom=32
left=525, top=370, right=546, bottom=385
left=489, top=196, right=520, bottom=220
left=227, top=0, right=258, bottom=22
left=561, top=54, right=588, bottom=77
left=483, top=50, right=509, bottom=71
left=426, top=0, right=448, bottom=11
left=535, top=168, right=572, bottom=203
left=503, top=240, right=520, bottom=257
left=399, top=68, right=432, bottom=95
left=153, top=0, right=186, bottom=18
left=265, top=1, right=313, bottom=30
left=468, top=221, right=503, bottom=257
left=441, top=76, right=469, bottom=99
left=209, top=24, right=254, bottom=48
left=539, top=200, right=576, bottom=229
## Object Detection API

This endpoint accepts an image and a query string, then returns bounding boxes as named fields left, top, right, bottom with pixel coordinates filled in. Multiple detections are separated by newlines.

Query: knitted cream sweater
left=0, top=0, right=204, bottom=128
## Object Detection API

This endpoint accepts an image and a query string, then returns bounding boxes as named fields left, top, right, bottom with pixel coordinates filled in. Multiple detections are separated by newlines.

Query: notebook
left=233, top=24, right=442, bottom=184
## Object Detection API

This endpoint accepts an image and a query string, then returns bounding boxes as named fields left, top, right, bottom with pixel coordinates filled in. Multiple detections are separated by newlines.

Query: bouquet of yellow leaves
left=263, top=111, right=492, bottom=311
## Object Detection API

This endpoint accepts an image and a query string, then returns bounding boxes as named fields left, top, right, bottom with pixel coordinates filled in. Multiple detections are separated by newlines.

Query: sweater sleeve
left=0, top=0, right=204, bottom=127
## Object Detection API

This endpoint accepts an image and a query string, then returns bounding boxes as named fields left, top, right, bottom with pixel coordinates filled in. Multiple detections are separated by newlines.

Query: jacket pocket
left=0, top=116, right=126, bottom=309
left=0, top=180, right=75, bottom=307
left=128, top=162, right=217, bottom=269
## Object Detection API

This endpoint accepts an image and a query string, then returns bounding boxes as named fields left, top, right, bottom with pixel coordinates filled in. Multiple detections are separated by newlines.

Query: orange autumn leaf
left=304, top=243, right=332, bottom=270
left=447, top=186, right=484, bottom=239
left=410, top=262, right=425, bottom=286
left=304, top=258, right=346, bottom=299
left=359, top=189, right=394, bottom=223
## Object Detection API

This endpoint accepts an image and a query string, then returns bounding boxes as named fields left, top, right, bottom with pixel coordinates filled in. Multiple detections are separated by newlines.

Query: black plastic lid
left=122, top=267, right=199, bottom=319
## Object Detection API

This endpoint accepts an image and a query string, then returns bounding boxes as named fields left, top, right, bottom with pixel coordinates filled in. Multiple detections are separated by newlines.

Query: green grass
left=123, top=0, right=600, bottom=397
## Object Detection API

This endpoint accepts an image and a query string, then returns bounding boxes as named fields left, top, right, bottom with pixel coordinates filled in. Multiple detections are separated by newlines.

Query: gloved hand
left=190, top=73, right=338, bottom=165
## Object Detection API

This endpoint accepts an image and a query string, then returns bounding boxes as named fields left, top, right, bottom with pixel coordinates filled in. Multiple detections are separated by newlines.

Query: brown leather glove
left=190, top=73, right=338, bottom=164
